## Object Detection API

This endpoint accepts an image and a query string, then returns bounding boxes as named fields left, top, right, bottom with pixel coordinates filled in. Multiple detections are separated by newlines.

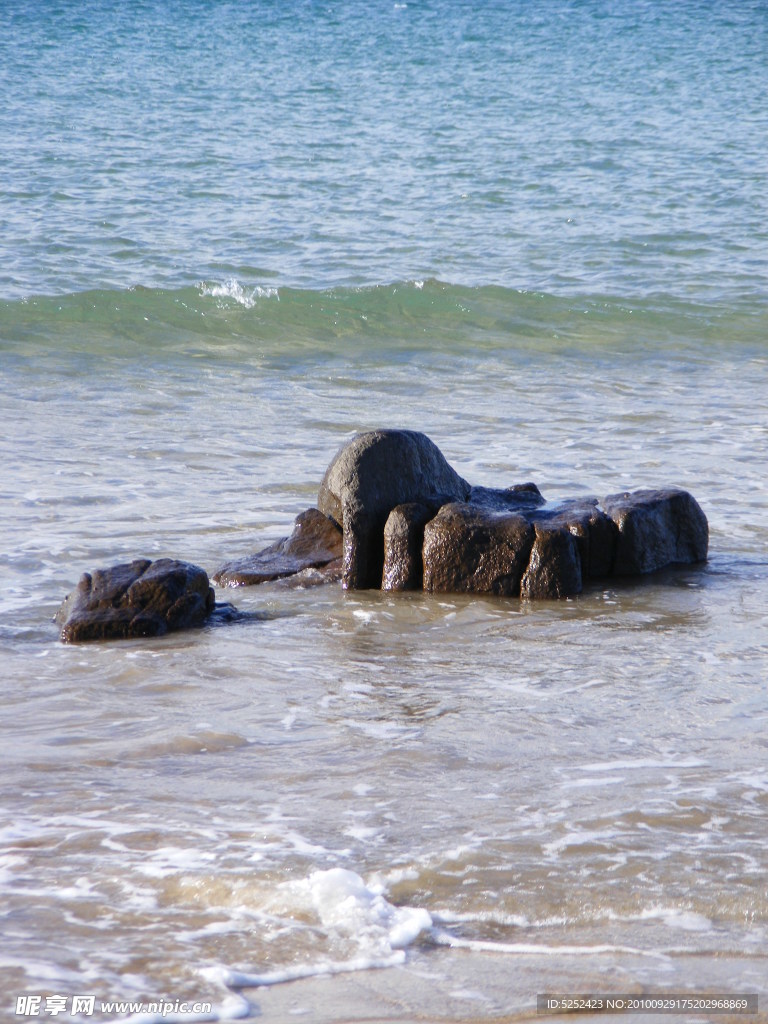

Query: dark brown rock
left=423, top=502, right=535, bottom=596
left=535, top=499, right=618, bottom=580
left=213, top=508, right=342, bottom=586
left=318, top=430, right=470, bottom=589
left=56, top=558, right=215, bottom=642
left=382, top=502, right=434, bottom=591
left=600, top=488, right=708, bottom=575
left=520, top=524, right=583, bottom=599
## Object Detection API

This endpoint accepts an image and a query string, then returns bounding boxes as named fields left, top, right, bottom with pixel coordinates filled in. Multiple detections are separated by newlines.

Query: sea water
left=1, top=2, right=767, bottom=1021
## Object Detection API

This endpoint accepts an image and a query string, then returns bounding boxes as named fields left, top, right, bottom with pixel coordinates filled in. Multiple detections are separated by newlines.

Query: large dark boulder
left=213, top=508, right=342, bottom=586
left=318, top=430, right=470, bottom=589
left=601, top=489, right=708, bottom=575
left=423, top=502, right=535, bottom=596
left=56, top=558, right=215, bottom=642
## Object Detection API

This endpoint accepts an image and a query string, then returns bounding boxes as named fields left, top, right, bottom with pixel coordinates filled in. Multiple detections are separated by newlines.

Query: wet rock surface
left=56, top=558, right=216, bottom=642
left=213, top=508, right=342, bottom=587
left=532, top=499, right=619, bottom=581
left=382, top=501, right=440, bottom=591
left=423, top=503, right=535, bottom=596
left=520, top=523, right=583, bottom=600
left=601, top=488, right=709, bottom=576
left=468, top=483, right=546, bottom=511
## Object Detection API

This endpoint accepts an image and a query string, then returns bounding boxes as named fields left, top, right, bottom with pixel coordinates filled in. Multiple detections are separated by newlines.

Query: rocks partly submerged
left=57, top=429, right=709, bottom=642
left=56, top=558, right=217, bottom=643
left=214, top=429, right=709, bottom=599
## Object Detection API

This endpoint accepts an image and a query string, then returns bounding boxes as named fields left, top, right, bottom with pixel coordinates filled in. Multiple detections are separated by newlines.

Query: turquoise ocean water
left=2, top=2, right=768, bottom=1021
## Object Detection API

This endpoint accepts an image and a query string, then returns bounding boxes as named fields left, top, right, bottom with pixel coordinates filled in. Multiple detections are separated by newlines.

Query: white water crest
left=198, top=279, right=279, bottom=308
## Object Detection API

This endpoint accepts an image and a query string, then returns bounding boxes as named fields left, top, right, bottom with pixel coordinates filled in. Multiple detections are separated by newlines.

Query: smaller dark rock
left=382, top=502, right=435, bottom=591
left=600, top=488, right=708, bottom=575
left=56, top=558, right=215, bottom=643
left=534, top=499, right=619, bottom=580
left=423, top=502, right=535, bottom=596
left=520, top=524, right=583, bottom=599
left=276, top=558, right=344, bottom=589
left=213, top=508, right=342, bottom=586
left=208, top=601, right=266, bottom=624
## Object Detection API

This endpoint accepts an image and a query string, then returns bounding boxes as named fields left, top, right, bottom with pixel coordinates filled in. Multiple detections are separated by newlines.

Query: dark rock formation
left=208, top=431, right=709, bottom=602
left=56, top=558, right=215, bottom=642
left=56, top=437, right=709, bottom=647
left=213, top=508, right=342, bottom=587
left=601, top=488, right=709, bottom=576
left=318, top=430, right=470, bottom=589
left=421, top=487, right=707, bottom=599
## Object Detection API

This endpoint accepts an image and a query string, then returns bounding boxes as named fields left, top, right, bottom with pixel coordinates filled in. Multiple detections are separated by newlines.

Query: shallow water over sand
left=2, top=297, right=768, bottom=1018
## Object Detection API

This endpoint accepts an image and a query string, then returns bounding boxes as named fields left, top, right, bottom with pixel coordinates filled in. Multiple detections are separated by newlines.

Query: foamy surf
left=430, top=931, right=666, bottom=959
left=206, top=868, right=432, bottom=985
left=193, top=867, right=675, bottom=1020
left=198, top=280, right=279, bottom=308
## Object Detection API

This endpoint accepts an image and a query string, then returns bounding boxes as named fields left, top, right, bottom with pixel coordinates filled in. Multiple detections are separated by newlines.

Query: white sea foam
left=136, top=845, right=218, bottom=879
left=203, top=869, right=432, bottom=995
left=343, top=719, right=422, bottom=741
left=576, top=758, right=706, bottom=772
left=304, top=867, right=432, bottom=951
left=542, top=828, right=620, bottom=857
left=207, top=953, right=406, bottom=990
left=198, top=280, right=278, bottom=308
left=560, top=775, right=627, bottom=789
left=0, top=852, right=26, bottom=884
left=431, top=930, right=665, bottom=958
left=344, top=824, right=381, bottom=842
left=637, top=906, right=713, bottom=932
left=432, top=908, right=531, bottom=929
